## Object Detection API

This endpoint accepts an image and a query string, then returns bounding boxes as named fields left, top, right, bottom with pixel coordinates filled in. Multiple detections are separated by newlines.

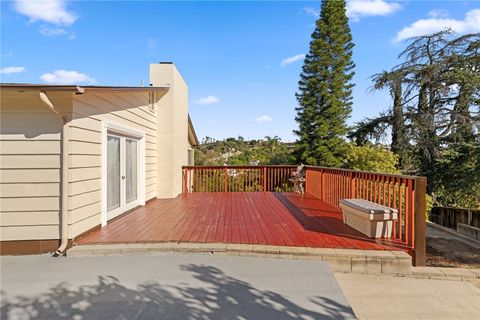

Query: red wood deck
left=77, top=192, right=404, bottom=251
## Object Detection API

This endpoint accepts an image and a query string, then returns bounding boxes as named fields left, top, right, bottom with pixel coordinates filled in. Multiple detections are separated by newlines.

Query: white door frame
left=101, top=120, right=145, bottom=227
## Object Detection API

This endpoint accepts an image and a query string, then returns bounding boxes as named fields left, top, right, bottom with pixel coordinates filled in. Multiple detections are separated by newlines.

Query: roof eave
left=188, top=115, right=199, bottom=146
left=0, top=84, right=169, bottom=94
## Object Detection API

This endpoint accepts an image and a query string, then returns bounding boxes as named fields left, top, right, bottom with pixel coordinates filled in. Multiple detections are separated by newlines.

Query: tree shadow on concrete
left=1, top=264, right=355, bottom=320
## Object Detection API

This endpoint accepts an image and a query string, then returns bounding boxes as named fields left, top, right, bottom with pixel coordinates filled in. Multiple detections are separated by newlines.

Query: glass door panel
left=107, top=135, right=121, bottom=211
left=125, top=139, right=138, bottom=203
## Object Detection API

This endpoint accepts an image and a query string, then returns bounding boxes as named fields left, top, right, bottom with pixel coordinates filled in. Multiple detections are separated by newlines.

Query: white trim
left=104, top=120, right=145, bottom=139
left=101, top=122, right=108, bottom=227
left=101, top=120, right=146, bottom=227
left=138, top=136, right=146, bottom=206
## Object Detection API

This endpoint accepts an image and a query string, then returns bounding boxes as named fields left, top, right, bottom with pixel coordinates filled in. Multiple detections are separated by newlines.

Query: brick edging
left=67, top=242, right=412, bottom=276
left=410, top=266, right=480, bottom=281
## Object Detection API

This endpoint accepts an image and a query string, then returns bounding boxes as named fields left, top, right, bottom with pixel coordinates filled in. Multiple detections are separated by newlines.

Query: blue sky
left=1, top=1, right=479, bottom=142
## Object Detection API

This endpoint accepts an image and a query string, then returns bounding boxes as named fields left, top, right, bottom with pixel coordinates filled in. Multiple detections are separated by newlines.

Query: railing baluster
left=194, top=168, right=197, bottom=192
left=273, top=167, right=277, bottom=191
left=198, top=167, right=201, bottom=192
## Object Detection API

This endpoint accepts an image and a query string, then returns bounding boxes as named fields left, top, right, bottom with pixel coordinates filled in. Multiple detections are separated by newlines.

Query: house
left=0, top=63, right=199, bottom=255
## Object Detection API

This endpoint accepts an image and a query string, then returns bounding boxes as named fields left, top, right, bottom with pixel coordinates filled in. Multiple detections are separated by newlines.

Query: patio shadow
left=1, top=264, right=355, bottom=320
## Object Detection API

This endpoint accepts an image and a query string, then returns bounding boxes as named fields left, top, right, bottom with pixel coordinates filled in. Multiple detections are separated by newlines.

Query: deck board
left=77, top=192, right=405, bottom=252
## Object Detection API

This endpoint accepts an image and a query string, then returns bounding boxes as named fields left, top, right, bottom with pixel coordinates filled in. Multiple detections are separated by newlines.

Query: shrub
left=344, top=143, right=400, bottom=174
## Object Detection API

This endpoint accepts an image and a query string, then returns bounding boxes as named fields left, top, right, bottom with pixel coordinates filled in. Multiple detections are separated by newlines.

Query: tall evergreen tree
left=294, top=0, right=355, bottom=166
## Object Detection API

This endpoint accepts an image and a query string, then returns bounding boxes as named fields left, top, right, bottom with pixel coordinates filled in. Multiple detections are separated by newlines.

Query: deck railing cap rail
left=183, top=165, right=426, bottom=181
left=303, top=165, right=426, bottom=181
left=182, top=165, right=297, bottom=169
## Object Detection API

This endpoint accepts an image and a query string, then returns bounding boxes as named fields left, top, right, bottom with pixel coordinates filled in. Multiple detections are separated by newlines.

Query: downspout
left=39, top=91, right=70, bottom=256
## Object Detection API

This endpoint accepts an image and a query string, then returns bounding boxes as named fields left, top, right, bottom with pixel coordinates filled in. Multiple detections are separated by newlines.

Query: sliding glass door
left=107, top=134, right=139, bottom=220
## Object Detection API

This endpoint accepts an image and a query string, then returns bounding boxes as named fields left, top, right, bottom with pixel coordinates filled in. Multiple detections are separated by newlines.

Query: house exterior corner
left=0, top=63, right=196, bottom=255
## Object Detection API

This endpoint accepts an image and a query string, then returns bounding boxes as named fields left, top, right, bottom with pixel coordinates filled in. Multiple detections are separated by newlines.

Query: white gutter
left=39, top=92, right=70, bottom=256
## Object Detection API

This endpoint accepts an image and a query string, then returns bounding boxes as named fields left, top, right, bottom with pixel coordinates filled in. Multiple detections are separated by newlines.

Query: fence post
left=414, top=176, right=427, bottom=266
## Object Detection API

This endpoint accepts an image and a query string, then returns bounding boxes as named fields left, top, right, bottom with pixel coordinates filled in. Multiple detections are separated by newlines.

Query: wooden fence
left=182, top=165, right=427, bottom=266
left=429, top=207, right=480, bottom=230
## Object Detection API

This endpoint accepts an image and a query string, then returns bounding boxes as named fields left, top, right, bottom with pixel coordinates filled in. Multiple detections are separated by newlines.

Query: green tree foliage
left=433, top=140, right=480, bottom=209
left=350, top=31, right=480, bottom=208
left=371, top=70, right=410, bottom=168
left=194, top=136, right=294, bottom=166
left=294, top=0, right=355, bottom=167
left=344, top=143, right=400, bottom=174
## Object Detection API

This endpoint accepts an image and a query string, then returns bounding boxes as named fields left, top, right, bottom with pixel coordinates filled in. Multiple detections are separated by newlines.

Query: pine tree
left=294, top=0, right=355, bottom=166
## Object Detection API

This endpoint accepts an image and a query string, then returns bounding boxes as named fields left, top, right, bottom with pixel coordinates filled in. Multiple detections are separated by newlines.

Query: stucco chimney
left=149, top=63, right=189, bottom=198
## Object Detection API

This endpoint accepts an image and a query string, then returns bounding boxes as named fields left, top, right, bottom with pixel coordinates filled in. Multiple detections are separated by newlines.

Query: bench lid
left=339, top=198, right=398, bottom=214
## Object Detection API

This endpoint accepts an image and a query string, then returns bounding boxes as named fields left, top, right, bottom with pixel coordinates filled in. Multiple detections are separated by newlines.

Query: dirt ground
left=426, top=237, right=480, bottom=269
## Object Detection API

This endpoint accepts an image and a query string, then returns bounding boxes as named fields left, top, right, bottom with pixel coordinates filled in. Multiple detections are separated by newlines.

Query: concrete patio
left=1, top=254, right=355, bottom=320
left=2, top=253, right=479, bottom=320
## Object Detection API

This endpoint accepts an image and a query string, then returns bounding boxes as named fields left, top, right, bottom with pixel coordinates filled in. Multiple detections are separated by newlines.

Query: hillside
left=194, top=136, right=294, bottom=166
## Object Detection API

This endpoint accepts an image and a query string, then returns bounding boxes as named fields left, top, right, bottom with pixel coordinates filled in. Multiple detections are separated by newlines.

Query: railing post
left=263, top=166, right=267, bottom=192
left=414, top=177, right=427, bottom=266
left=182, top=168, right=186, bottom=193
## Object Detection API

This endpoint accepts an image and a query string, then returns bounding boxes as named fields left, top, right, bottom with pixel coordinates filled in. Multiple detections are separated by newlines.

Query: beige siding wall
left=1, top=65, right=192, bottom=244
left=0, top=91, right=71, bottom=240
left=69, top=91, right=160, bottom=237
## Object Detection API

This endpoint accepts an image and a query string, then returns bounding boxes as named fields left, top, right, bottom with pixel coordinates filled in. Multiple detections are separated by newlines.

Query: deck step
left=67, top=242, right=412, bottom=276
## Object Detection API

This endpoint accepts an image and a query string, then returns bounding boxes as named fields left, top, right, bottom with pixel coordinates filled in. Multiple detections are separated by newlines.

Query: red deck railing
left=304, top=166, right=426, bottom=265
left=182, top=165, right=427, bottom=266
left=182, top=165, right=297, bottom=192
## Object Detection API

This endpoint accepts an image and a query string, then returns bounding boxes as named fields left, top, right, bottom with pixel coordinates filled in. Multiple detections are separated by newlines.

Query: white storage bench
left=339, top=199, right=398, bottom=239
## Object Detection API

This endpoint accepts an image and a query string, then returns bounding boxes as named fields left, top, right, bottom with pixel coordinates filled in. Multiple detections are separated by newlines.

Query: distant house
left=0, top=63, right=198, bottom=255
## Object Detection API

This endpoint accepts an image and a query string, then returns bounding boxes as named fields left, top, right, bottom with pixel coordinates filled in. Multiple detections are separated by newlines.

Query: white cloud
left=394, top=9, right=480, bottom=42
left=281, top=54, right=305, bottom=66
left=428, top=9, right=450, bottom=19
left=347, top=0, right=401, bottom=22
left=13, top=0, right=77, bottom=25
left=39, top=25, right=75, bottom=38
left=194, top=96, right=219, bottom=105
left=40, top=70, right=95, bottom=84
left=304, top=7, right=319, bottom=18
left=255, top=115, right=273, bottom=123
left=0, top=66, right=26, bottom=74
